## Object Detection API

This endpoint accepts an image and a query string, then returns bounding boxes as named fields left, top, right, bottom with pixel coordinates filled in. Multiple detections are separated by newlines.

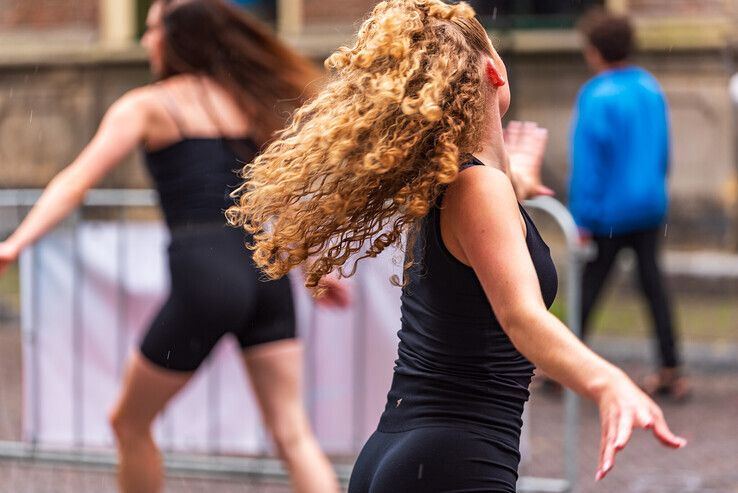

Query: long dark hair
left=157, top=0, right=322, bottom=144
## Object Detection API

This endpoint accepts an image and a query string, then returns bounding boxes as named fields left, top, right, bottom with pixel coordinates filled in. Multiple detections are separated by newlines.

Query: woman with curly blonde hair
left=229, top=0, right=686, bottom=490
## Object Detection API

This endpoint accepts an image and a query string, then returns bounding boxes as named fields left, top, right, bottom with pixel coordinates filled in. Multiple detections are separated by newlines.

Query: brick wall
left=0, top=0, right=97, bottom=30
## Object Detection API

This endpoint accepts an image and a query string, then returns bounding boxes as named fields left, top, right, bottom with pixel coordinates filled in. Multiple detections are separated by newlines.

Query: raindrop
left=28, top=110, right=33, bottom=124
left=664, top=223, right=668, bottom=237
left=492, top=7, right=497, bottom=20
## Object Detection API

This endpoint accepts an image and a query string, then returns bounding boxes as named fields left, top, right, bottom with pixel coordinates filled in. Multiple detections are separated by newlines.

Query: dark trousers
left=581, top=226, right=680, bottom=369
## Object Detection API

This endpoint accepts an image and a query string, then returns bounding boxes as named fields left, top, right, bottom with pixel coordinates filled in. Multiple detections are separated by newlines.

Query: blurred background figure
left=569, top=8, right=689, bottom=400
left=0, top=1, right=345, bottom=492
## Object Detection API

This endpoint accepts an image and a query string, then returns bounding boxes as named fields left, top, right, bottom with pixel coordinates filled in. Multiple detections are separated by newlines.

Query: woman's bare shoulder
left=108, top=85, right=162, bottom=117
left=444, top=164, right=517, bottom=213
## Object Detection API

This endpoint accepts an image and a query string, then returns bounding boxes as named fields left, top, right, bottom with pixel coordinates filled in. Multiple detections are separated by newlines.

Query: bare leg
left=109, top=351, right=192, bottom=493
left=244, top=339, right=339, bottom=493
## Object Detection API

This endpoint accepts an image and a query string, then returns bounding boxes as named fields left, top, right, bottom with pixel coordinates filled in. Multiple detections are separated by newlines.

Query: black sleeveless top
left=144, top=138, right=257, bottom=229
left=377, top=158, right=558, bottom=456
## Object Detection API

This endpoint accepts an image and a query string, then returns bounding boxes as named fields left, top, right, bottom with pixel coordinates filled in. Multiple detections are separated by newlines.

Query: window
left=469, top=0, right=605, bottom=29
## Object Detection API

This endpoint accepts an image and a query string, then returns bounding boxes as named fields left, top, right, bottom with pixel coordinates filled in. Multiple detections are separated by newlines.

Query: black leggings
left=140, top=225, right=295, bottom=372
left=348, top=427, right=519, bottom=493
left=581, top=226, right=680, bottom=368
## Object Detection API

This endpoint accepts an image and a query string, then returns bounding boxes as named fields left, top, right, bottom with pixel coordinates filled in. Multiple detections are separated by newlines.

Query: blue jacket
left=569, top=66, right=670, bottom=236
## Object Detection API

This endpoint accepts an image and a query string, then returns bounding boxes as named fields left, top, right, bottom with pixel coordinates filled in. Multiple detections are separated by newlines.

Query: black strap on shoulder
left=459, top=155, right=485, bottom=172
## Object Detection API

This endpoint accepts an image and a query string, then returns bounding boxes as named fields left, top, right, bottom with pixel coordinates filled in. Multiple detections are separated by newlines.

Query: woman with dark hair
left=228, top=1, right=686, bottom=491
left=0, top=1, right=343, bottom=492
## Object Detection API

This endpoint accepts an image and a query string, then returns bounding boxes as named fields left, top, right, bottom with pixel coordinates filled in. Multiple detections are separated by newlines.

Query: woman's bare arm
left=0, top=89, right=152, bottom=273
left=443, top=166, right=685, bottom=480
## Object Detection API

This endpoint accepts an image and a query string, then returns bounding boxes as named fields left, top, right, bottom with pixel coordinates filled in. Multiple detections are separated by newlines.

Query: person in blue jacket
left=570, top=8, right=688, bottom=399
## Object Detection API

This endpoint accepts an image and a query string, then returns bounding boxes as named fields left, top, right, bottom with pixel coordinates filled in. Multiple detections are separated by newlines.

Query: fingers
left=651, top=410, right=688, bottom=448
left=520, top=125, right=548, bottom=160
left=505, top=121, right=548, bottom=167
left=614, top=411, right=634, bottom=452
left=597, top=402, right=687, bottom=481
left=598, top=410, right=636, bottom=481
left=504, top=120, right=539, bottom=147
left=534, top=185, right=555, bottom=196
left=597, top=410, right=618, bottom=481
left=503, top=120, right=522, bottom=146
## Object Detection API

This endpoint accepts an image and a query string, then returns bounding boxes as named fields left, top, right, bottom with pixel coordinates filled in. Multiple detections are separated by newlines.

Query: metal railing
left=0, top=189, right=591, bottom=492
left=524, top=196, right=595, bottom=492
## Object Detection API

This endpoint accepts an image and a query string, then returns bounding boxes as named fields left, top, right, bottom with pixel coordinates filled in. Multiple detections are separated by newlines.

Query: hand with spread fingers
left=594, top=369, right=687, bottom=481
left=504, top=120, right=554, bottom=200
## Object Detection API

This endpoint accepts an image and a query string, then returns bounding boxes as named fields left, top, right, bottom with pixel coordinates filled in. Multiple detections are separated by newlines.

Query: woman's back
left=378, top=159, right=558, bottom=451
left=141, top=75, right=257, bottom=228
left=143, top=75, right=252, bottom=150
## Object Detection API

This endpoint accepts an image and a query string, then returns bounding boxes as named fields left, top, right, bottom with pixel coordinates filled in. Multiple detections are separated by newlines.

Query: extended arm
left=444, top=167, right=685, bottom=480
left=0, top=90, right=151, bottom=273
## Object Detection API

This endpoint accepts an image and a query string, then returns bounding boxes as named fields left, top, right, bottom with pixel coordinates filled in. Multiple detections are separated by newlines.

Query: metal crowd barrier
left=0, top=189, right=590, bottom=492
left=523, top=196, right=595, bottom=493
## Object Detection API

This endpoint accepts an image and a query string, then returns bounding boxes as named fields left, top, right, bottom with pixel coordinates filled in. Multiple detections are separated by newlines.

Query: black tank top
left=144, top=138, right=257, bottom=229
left=377, top=158, right=558, bottom=456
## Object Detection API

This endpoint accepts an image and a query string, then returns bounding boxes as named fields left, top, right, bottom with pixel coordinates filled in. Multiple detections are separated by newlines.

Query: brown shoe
left=642, top=368, right=691, bottom=402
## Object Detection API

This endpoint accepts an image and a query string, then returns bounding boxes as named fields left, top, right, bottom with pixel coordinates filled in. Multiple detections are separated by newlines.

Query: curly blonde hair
left=227, top=0, right=494, bottom=288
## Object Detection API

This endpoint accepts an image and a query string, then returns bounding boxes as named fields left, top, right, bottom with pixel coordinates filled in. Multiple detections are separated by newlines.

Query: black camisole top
left=377, top=158, right=558, bottom=457
left=144, top=138, right=257, bottom=229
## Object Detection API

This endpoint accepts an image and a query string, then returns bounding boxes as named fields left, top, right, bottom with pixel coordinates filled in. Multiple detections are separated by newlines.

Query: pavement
left=2, top=319, right=738, bottom=492
left=524, top=361, right=738, bottom=493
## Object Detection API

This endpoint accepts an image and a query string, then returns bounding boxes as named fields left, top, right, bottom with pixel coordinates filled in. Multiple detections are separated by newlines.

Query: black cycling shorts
left=140, top=225, right=295, bottom=372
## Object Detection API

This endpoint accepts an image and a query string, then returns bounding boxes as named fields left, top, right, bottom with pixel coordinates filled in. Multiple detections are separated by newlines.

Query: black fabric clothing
left=349, top=428, right=520, bottom=493
left=140, top=137, right=296, bottom=372
left=144, top=138, right=258, bottom=229
left=581, top=226, right=679, bottom=369
left=349, top=158, right=558, bottom=492
left=139, top=224, right=295, bottom=372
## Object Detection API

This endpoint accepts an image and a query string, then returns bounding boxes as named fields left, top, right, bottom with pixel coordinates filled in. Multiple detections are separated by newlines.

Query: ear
left=486, top=58, right=506, bottom=88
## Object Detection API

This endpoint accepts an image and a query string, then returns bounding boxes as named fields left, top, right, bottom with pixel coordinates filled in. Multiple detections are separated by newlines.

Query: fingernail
left=603, top=460, right=611, bottom=472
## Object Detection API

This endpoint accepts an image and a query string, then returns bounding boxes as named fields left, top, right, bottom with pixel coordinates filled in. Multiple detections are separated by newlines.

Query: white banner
left=20, top=222, right=402, bottom=455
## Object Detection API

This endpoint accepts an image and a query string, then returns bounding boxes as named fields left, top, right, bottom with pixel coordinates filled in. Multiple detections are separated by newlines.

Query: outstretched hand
left=594, top=370, right=687, bottom=481
left=0, top=241, right=19, bottom=277
left=504, top=121, right=554, bottom=200
left=315, top=276, right=351, bottom=308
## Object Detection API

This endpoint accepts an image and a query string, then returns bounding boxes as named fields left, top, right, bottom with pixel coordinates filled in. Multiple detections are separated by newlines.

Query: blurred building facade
left=1, top=0, right=738, bottom=248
